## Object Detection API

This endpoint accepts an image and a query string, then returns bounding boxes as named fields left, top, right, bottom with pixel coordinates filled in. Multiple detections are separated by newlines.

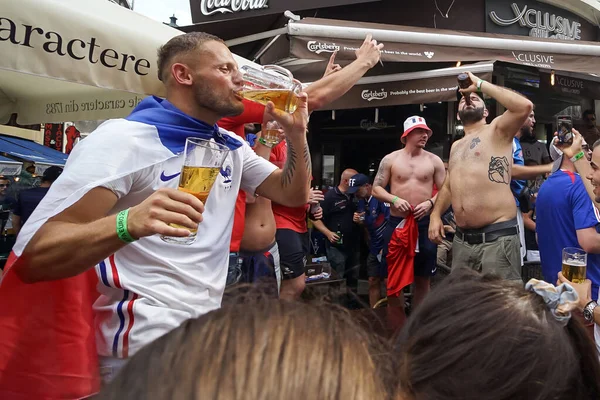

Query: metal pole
left=288, top=21, right=600, bottom=57
left=226, top=27, right=288, bottom=47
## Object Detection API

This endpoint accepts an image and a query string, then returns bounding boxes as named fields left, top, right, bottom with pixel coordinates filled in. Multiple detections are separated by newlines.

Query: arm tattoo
left=470, top=137, right=481, bottom=149
left=373, top=158, right=387, bottom=187
left=303, top=142, right=312, bottom=180
left=281, top=140, right=297, bottom=187
left=488, top=156, right=510, bottom=184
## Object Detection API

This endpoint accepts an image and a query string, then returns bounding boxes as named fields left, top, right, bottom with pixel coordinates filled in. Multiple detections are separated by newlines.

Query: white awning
left=1, top=0, right=259, bottom=124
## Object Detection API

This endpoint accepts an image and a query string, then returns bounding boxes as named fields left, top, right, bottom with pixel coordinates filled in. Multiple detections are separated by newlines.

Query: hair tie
left=525, top=279, right=579, bottom=326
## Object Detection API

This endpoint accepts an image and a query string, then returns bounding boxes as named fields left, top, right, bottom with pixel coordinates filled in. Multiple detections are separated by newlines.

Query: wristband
left=570, top=151, right=585, bottom=163
left=392, top=196, right=399, bottom=205
left=258, top=137, right=273, bottom=148
left=116, top=209, right=136, bottom=243
left=476, top=79, right=484, bottom=91
left=428, top=199, right=434, bottom=208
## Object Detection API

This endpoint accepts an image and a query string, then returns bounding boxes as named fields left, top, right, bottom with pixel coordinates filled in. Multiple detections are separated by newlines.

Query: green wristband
left=570, top=151, right=585, bottom=163
left=258, top=137, right=273, bottom=148
left=116, top=209, right=136, bottom=243
left=392, top=196, right=399, bottom=205
left=476, top=79, right=484, bottom=91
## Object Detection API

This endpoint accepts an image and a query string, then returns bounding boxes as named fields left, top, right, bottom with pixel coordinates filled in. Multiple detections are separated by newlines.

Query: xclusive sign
left=540, top=73, right=600, bottom=98
left=190, top=0, right=381, bottom=23
left=485, top=0, right=595, bottom=41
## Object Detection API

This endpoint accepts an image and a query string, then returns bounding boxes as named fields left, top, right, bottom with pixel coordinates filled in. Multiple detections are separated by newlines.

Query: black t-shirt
left=14, top=187, right=49, bottom=225
left=321, top=187, right=358, bottom=248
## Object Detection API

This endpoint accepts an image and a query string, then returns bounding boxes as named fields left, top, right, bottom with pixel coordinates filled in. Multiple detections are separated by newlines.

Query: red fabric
left=431, top=183, right=438, bottom=197
left=386, top=214, right=418, bottom=297
left=269, top=141, right=309, bottom=233
left=0, top=252, right=100, bottom=399
left=219, top=99, right=266, bottom=252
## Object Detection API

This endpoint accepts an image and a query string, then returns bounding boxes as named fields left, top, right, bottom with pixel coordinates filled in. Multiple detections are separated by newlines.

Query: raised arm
left=460, top=72, right=533, bottom=141
left=255, top=93, right=310, bottom=207
left=304, top=34, right=383, bottom=112
left=512, top=163, right=552, bottom=179
left=559, top=129, right=600, bottom=209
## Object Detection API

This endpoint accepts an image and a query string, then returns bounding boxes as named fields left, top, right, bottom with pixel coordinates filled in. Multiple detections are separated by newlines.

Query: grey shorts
left=451, top=219, right=521, bottom=280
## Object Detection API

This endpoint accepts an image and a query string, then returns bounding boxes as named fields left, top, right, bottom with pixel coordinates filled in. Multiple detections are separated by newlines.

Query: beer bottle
left=336, top=223, right=343, bottom=245
left=457, top=73, right=472, bottom=105
left=310, top=185, right=320, bottom=216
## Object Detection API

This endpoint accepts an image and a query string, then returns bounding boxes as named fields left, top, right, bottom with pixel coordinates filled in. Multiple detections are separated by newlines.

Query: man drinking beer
left=0, top=32, right=312, bottom=397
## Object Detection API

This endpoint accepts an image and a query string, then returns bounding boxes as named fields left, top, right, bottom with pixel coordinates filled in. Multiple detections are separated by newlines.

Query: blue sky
left=133, top=0, right=193, bottom=26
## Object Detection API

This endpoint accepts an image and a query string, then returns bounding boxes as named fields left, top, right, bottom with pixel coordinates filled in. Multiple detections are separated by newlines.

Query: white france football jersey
left=93, top=130, right=276, bottom=359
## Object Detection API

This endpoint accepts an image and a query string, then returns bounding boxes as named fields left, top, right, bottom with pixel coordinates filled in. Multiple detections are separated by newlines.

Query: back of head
left=98, top=299, right=388, bottom=400
left=395, top=268, right=600, bottom=400
left=42, top=166, right=63, bottom=183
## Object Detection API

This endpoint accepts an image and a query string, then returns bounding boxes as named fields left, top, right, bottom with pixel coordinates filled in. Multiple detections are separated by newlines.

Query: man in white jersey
left=0, top=31, right=312, bottom=389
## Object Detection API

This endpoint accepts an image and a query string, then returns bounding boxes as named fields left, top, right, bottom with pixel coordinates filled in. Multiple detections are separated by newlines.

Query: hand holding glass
left=238, top=65, right=301, bottom=114
left=161, top=138, right=229, bottom=245
left=562, top=247, right=587, bottom=284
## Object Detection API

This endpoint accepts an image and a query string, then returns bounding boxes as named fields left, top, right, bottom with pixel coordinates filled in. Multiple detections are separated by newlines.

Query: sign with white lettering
left=540, top=73, right=600, bottom=99
left=190, top=0, right=381, bottom=23
left=485, top=0, right=596, bottom=41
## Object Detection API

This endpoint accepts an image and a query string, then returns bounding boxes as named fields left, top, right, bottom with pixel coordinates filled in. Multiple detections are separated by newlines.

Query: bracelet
left=476, top=79, right=484, bottom=91
left=258, top=137, right=273, bottom=148
left=392, top=196, right=399, bottom=205
left=570, top=151, right=585, bottom=163
left=116, top=209, right=136, bottom=243
left=428, top=199, right=434, bottom=208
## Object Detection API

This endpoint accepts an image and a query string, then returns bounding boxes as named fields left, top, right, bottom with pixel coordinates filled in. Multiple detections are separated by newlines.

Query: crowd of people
left=0, top=30, right=599, bottom=399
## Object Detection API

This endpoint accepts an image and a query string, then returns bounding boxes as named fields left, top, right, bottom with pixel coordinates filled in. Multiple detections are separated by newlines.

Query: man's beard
left=458, top=106, right=485, bottom=125
left=520, top=125, right=536, bottom=143
left=193, top=80, right=244, bottom=118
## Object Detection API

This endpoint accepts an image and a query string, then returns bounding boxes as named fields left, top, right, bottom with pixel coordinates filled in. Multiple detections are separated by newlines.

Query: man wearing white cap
left=428, top=72, right=533, bottom=280
left=372, top=116, right=445, bottom=317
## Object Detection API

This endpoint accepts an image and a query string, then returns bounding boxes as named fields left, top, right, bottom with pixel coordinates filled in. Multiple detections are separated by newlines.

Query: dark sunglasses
left=0, top=184, right=9, bottom=188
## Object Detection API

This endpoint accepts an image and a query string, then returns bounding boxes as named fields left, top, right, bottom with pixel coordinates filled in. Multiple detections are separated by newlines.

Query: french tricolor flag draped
left=0, top=97, right=241, bottom=399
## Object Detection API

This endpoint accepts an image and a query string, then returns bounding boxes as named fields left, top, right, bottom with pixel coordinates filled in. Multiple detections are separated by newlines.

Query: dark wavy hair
left=395, top=268, right=600, bottom=400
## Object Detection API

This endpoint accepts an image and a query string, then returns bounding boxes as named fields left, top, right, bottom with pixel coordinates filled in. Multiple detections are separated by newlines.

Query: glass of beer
left=263, top=120, right=282, bottom=145
left=238, top=65, right=301, bottom=114
left=562, top=247, right=587, bottom=283
left=160, top=137, right=229, bottom=245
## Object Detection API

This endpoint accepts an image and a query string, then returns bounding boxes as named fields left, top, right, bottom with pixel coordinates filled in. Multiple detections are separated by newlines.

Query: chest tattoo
left=488, top=156, right=510, bottom=184
left=469, top=137, right=481, bottom=149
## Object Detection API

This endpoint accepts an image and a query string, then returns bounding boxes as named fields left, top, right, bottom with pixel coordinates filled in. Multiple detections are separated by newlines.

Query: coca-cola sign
left=190, top=0, right=382, bottom=23
left=200, top=0, right=268, bottom=16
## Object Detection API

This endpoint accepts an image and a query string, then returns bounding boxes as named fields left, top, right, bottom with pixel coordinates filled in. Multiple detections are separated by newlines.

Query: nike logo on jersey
left=160, top=171, right=181, bottom=182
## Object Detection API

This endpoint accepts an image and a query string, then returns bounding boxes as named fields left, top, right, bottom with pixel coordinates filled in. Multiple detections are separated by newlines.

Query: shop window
left=322, top=155, right=335, bottom=188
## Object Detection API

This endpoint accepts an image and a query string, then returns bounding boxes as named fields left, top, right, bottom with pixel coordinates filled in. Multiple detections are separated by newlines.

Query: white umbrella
left=0, top=0, right=257, bottom=124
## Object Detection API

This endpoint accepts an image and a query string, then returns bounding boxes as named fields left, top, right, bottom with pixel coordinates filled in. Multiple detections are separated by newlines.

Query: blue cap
left=346, top=173, right=369, bottom=194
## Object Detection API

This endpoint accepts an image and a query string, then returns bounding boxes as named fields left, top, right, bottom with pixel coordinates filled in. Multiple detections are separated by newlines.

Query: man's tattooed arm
left=371, top=154, right=397, bottom=204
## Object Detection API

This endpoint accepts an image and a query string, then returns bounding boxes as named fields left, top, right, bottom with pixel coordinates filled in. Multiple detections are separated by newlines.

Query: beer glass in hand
left=263, top=120, right=283, bottom=145
left=562, top=247, right=587, bottom=283
left=238, top=65, right=301, bottom=114
left=161, top=137, right=229, bottom=245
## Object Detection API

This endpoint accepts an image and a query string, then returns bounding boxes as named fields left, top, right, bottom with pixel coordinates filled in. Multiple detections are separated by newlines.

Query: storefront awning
left=284, top=18, right=600, bottom=76
left=0, top=136, right=66, bottom=166
left=0, top=155, right=22, bottom=176
left=311, top=62, right=494, bottom=110
left=1, top=0, right=261, bottom=124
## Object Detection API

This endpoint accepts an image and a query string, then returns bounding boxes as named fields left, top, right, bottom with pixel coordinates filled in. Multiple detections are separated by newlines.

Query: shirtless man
left=428, top=71, right=533, bottom=279
left=372, top=116, right=445, bottom=316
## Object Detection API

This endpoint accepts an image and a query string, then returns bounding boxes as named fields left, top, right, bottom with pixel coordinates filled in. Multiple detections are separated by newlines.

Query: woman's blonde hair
left=98, top=299, right=389, bottom=400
